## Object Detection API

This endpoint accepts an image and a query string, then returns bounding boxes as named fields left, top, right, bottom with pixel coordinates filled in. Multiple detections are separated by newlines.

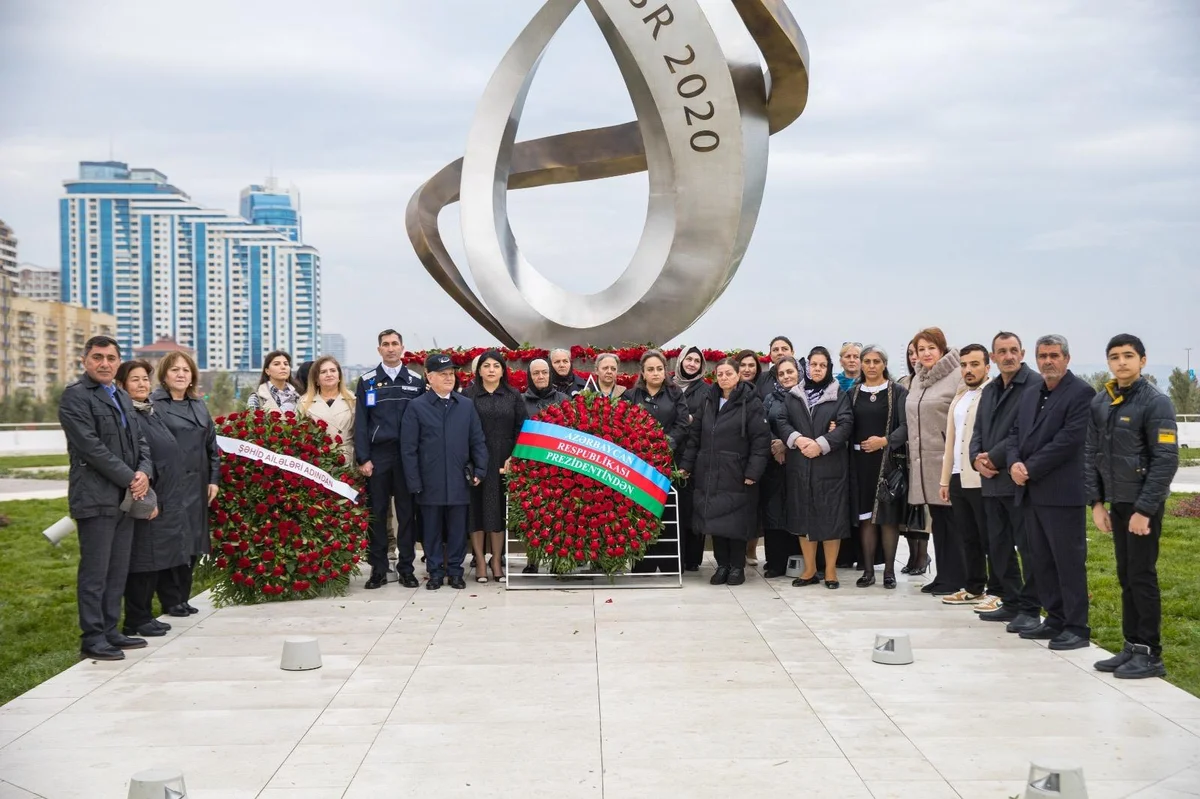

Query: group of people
left=61, top=326, right=1180, bottom=681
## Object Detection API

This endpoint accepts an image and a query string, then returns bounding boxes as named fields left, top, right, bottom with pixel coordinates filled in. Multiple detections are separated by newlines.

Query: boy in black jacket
left=1086, top=334, right=1179, bottom=679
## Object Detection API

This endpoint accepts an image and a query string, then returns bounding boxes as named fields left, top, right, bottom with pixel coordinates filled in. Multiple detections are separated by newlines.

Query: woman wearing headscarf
left=733, top=348, right=764, bottom=563
left=465, top=350, right=527, bottom=582
left=624, top=349, right=691, bottom=574
left=522, top=358, right=568, bottom=417
left=151, top=351, right=219, bottom=615
left=246, top=349, right=301, bottom=412
left=776, top=346, right=855, bottom=588
left=904, top=327, right=966, bottom=595
left=762, top=356, right=801, bottom=577
left=849, top=345, right=909, bottom=588
left=679, top=358, right=771, bottom=586
left=672, top=345, right=708, bottom=571
left=116, top=359, right=185, bottom=637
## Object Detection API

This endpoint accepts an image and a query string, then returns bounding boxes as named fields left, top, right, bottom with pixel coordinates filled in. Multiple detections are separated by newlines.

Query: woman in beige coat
left=299, top=355, right=356, bottom=463
left=904, top=327, right=963, bottom=595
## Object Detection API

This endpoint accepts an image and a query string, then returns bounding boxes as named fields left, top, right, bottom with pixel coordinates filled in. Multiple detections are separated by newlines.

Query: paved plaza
left=1, top=560, right=1198, bottom=799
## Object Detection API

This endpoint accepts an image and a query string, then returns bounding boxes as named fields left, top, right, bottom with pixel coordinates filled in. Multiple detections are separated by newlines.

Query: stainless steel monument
left=406, top=0, right=809, bottom=348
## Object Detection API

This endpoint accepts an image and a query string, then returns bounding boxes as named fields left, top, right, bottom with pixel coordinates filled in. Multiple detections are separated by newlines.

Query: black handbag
left=878, top=456, right=907, bottom=504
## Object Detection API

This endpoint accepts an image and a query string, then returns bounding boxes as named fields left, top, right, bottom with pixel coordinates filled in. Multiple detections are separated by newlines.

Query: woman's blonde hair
left=301, top=355, right=355, bottom=410
left=156, top=351, right=201, bottom=399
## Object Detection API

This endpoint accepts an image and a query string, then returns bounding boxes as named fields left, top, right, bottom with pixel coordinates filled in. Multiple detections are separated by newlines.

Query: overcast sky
left=2, top=1, right=1198, bottom=370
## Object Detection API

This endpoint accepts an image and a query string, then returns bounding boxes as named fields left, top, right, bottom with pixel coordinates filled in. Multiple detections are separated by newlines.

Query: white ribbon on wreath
left=216, top=435, right=360, bottom=503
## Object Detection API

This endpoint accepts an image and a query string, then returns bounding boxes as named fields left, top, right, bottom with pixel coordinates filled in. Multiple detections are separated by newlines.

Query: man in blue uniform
left=354, top=329, right=426, bottom=588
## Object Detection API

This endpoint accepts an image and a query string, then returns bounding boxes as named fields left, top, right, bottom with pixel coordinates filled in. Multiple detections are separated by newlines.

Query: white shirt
left=382, top=363, right=402, bottom=382
left=952, top=388, right=980, bottom=475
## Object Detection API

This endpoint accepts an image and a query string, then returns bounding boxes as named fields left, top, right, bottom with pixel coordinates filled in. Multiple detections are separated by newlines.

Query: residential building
left=239, top=177, right=300, bottom=242
left=59, top=160, right=321, bottom=372
left=1, top=219, right=19, bottom=398
left=321, top=332, right=346, bottom=364
left=17, top=263, right=61, bottom=301
left=133, top=335, right=196, bottom=369
left=11, top=296, right=117, bottom=399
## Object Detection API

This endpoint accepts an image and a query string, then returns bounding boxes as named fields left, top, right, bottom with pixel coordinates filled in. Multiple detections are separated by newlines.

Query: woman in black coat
left=679, top=358, right=771, bottom=587
left=465, top=350, right=527, bottom=582
left=623, top=349, right=690, bottom=574
left=117, top=360, right=189, bottom=637
left=522, top=358, right=569, bottom=418
left=762, top=356, right=802, bottom=578
left=672, top=345, right=708, bottom=571
left=151, top=351, right=219, bottom=616
left=774, top=347, right=854, bottom=589
left=849, top=345, right=909, bottom=589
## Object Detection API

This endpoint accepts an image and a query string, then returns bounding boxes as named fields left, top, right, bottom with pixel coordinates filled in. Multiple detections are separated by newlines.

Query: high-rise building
left=321, top=332, right=347, bottom=364
left=17, top=263, right=61, bottom=301
left=60, top=161, right=321, bottom=371
left=0, top=219, right=18, bottom=398
left=11, top=296, right=117, bottom=399
left=239, top=177, right=301, bottom=242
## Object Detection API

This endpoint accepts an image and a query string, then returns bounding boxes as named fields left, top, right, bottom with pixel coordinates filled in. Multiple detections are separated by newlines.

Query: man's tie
left=104, top=384, right=128, bottom=428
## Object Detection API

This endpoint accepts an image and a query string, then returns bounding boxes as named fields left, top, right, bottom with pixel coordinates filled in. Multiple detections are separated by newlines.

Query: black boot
left=710, top=566, right=730, bottom=585
left=726, top=568, right=745, bottom=586
left=1114, top=645, right=1167, bottom=680
left=1094, top=642, right=1134, bottom=673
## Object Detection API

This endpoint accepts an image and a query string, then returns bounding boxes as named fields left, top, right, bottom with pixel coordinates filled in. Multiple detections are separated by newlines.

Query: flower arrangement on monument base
left=506, top=394, right=674, bottom=577
left=208, top=409, right=369, bottom=606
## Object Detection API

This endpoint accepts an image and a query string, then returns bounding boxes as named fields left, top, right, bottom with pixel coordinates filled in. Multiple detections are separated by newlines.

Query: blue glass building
left=60, top=162, right=321, bottom=370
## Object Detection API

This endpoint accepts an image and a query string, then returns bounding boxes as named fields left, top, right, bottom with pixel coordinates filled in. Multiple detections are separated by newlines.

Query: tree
left=205, top=372, right=238, bottom=417
left=1168, top=368, right=1200, bottom=415
left=1082, top=371, right=1111, bottom=392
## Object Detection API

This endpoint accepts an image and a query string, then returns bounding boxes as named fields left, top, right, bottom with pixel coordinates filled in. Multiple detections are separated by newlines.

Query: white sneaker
left=942, top=590, right=985, bottom=605
left=973, top=595, right=1002, bottom=613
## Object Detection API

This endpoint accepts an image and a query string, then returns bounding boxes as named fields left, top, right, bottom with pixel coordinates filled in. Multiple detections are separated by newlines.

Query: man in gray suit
left=59, top=336, right=153, bottom=660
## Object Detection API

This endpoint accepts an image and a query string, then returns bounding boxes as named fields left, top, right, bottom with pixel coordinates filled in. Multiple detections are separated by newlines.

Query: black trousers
left=927, top=504, right=966, bottom=592
left=678, top=484, right=705, bottom=569
left=76, top=514, right=134, bottom=648
left=1026, top=504, right=1089, bottom=637
left=712, top=536, right=746, bottom=569
left=369, top=459, right=415, bottom=577
left=764, top=528, right=799, bottom=574
left=421, top=504, right=468, bottom=580
left=983, top=495, right=1037, bottom=613
left=124, top=568, right=176, bottom=627
left=1111, top=503, right=1163, bottom=656
left=949, top=476, right=990, bottom=595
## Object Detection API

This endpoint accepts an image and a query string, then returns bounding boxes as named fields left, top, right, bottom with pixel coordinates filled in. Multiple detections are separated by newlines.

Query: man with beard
left=938, top=344, right=993, bottom=606
left=1007, top=334, right=1096, bottom=651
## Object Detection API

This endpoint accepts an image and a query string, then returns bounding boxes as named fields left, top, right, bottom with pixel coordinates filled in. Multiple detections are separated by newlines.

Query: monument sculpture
left=406, top=0, right=809, bottom=348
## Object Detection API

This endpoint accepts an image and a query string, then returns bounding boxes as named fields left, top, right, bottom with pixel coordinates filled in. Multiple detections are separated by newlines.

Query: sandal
left=488, top=555, right=506, bottom=583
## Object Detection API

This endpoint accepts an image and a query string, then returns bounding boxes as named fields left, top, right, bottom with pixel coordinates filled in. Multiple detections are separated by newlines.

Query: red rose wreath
left=208, top=409, right=370, bottom=605
left=506, top=394, right=675, bottom=576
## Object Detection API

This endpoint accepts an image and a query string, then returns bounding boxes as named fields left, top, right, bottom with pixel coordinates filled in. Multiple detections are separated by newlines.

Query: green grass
left=0, top=498, right=217, bottom=706
left=0, top=454, right=69, bottom=470
left=1087, top=494, right=1200, bottom=697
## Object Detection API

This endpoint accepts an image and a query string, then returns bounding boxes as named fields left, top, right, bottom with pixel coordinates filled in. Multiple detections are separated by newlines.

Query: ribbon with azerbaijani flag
left=512, top=420, right=673, bottom=517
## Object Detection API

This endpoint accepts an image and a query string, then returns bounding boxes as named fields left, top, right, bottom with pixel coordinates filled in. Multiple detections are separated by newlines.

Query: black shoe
left=1006, top=614, right=1042, bottom=634
left=1049, top=631, right=1090, bottom=651
left=364, top=574, right=386, bottom=590
left=427, top=577, right=443, bottom=590
left=685, top=564, right=700, bottom=572
left=710, top=567, right=730, bottom=585
left=106, top=634, right=147, bottom=649
left=1019, top=622, right=1061, bottom=640
left=911, top=557, right=931, bottom=576
left=919, top=583, right=944, bottom=594
left=184, top=603, right=199, bottom=614
left=122, top=623, right=166, bottom=637
left=792, top=574, right=820, bottom=587
left=900, top=563, right=914, bottom=574
left=522, top=563, right=538, bottom=574
left=978, top=607, right=1018, bottom=623
left=151, top=619, right=172, bottom=631
left=400, top=573, right=420, bottom=589
left=763, top=568, right=785, bottom=579
left=883, top=574, right=897, bottom=589
left=167, top=604, right=190, bottom=617
left=449, top=576, right=466, bottom=589
left=1094, top=642, right=1135, bottom=673
left=81, top=643, right=125, bottom=661
left=930, top=589, right=958, bottom=597
left=726, top=568, right=745, bottom=586
left=856, top=573, right=876, bottom=588
left=1114, top=646, right=1167, bottom=680
left=825, top=580, right=840, bottom=589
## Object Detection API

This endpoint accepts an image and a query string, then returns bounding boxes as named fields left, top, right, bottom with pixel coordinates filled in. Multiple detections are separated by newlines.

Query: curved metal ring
left=405, top=0, right=809, bottom=347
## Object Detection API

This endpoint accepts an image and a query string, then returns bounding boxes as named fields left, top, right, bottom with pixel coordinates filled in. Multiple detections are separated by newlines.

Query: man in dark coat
left=354, top=329, right=426, bottom=589
left=1006, top=334, right=1096, bottom=651
left=401, top=353, right=489, bottom=590
left=970, top=332, right=1038, bottom=629
left=58, top=336, right=154, bottom=660
left=1086, top=334, right=1179, bottom=679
